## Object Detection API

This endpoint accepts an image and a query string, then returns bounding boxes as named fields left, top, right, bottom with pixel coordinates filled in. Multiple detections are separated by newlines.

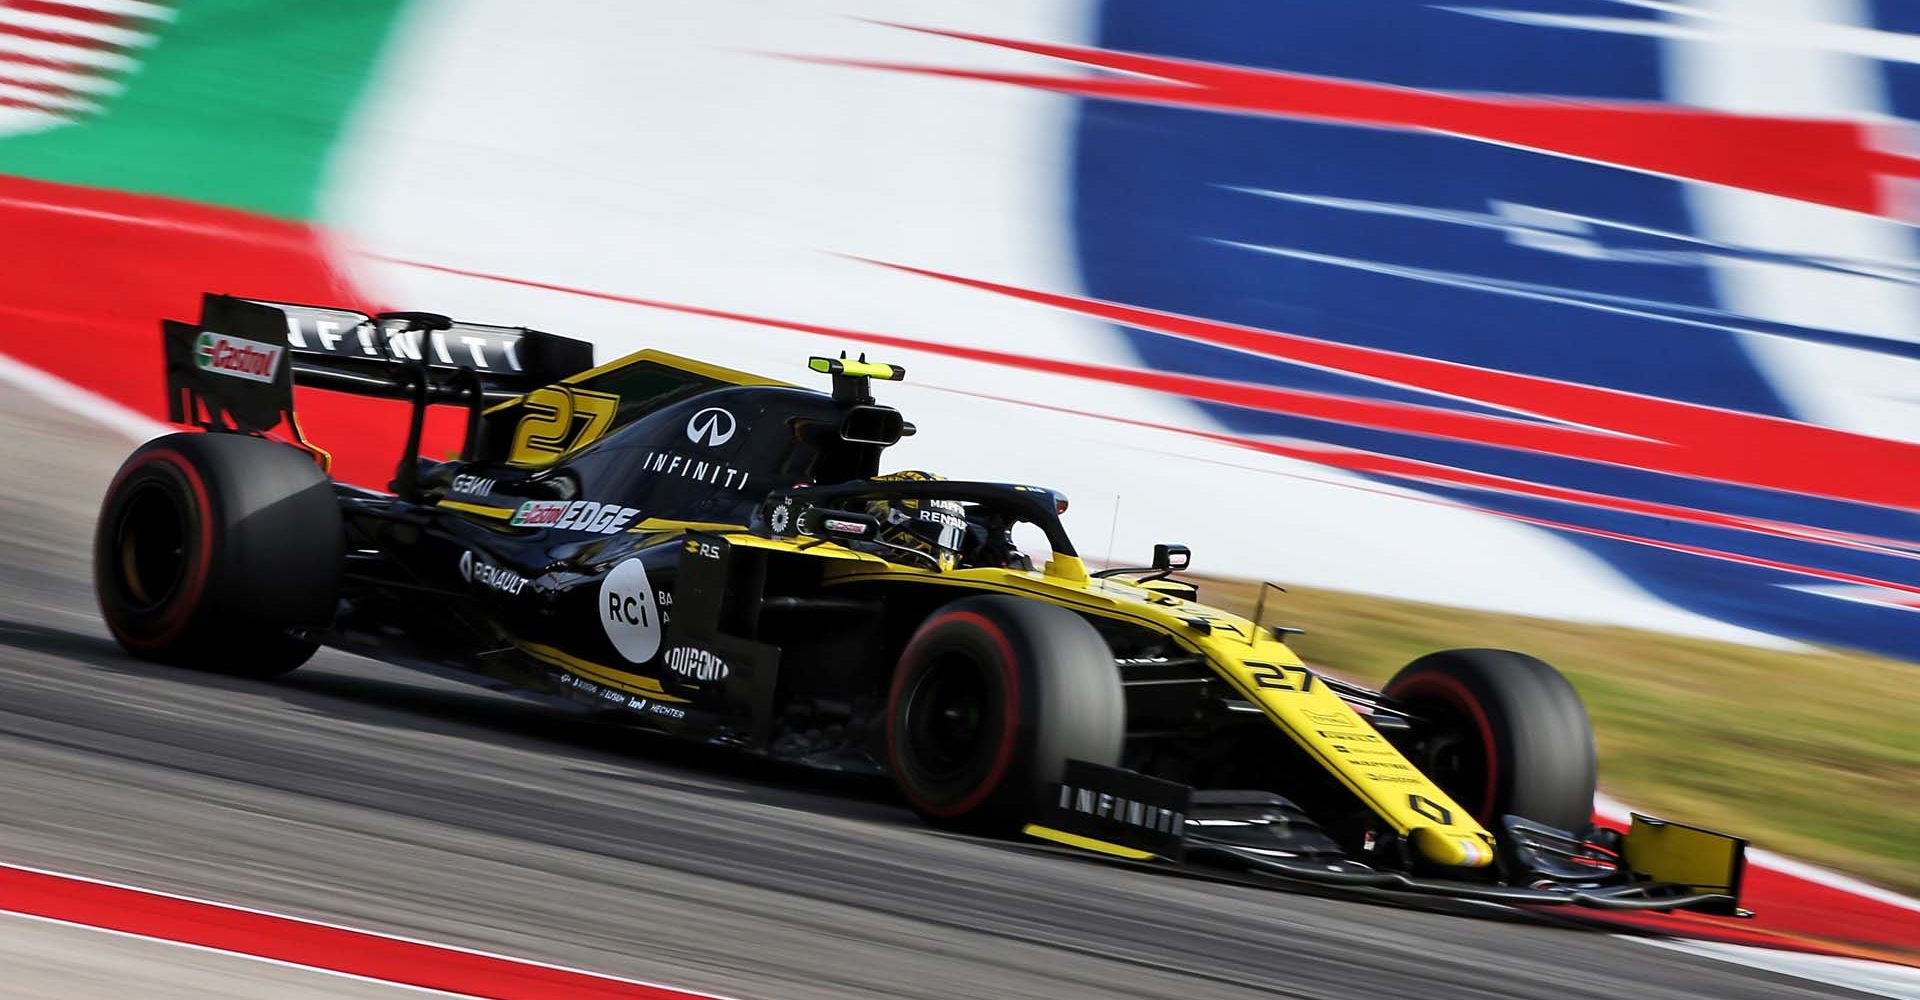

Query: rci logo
left=685, top=407, right=736, bottom=447
left=598, top=559, right=662, bottom=663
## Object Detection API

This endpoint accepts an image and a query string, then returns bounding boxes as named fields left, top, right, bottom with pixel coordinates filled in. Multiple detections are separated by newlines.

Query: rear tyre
left=1383, top=648, right=1596, bottom=833
left=886, top=594, right=1124, bottom=832
left=94, top=432, right=342, bottom=678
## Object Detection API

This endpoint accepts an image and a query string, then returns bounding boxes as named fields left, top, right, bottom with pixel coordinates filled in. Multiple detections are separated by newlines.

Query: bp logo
left=195, top=332, right=284, bottom=384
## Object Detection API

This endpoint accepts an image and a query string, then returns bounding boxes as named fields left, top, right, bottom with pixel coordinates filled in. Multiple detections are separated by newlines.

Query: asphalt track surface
left=0, top=395, right=1873, bottom=1000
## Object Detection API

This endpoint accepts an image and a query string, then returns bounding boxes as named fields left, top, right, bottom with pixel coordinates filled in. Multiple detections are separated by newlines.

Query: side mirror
left=797, top=507, right=881, bottom=543
left=1153, top=544, right=1191, bottom=572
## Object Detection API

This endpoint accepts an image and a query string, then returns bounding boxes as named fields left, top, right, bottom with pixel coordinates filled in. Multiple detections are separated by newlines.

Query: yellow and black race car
left=96, top=294, right=1748, bottom=915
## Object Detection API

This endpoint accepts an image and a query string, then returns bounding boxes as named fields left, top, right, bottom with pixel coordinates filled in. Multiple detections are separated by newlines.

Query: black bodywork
left=162, top=295, right=1085, bottom=772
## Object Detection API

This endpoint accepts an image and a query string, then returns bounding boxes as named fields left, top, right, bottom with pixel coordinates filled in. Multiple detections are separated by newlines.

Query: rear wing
left=163, top=293, right=594, bottom=486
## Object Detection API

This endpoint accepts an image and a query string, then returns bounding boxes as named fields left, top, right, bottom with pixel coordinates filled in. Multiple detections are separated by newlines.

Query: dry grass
left=1193, top=577, right=1920, bottom=894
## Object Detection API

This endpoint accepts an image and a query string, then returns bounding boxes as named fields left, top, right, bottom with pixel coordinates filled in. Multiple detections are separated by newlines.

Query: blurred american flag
left=0, top=0, right=169, bottom=134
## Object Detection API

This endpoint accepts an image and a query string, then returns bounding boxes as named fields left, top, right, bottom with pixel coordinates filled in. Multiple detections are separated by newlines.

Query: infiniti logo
left=686, top=407, right=737, bottom=447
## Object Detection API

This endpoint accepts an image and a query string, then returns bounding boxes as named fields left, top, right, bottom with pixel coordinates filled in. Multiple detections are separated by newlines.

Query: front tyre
left=886, top=595, right=1124, bottom=832
left=1383, top=648, right=1597, bottom=833
left=94, top=432, right=342, bottom=678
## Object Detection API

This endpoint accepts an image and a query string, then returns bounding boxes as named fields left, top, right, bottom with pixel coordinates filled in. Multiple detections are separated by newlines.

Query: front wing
left=1024, top=761, right=1749, bottom=916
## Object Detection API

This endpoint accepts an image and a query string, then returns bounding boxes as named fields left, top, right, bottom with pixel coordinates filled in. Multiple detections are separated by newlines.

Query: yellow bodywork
left=484, top=349, right=796, bottom=468
left=1023, top=823, right=1157, bottom=860
left=722, top=532, right=1497, bottom=868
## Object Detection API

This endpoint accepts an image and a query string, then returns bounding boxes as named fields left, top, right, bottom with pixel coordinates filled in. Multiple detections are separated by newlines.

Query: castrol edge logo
left=511, top=499, right=640, bottom=534
left=194, top=332, right=283, bottom=383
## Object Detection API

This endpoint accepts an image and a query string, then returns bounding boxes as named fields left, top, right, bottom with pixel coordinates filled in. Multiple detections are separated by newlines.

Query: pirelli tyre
left=1383, top=648, right=1597, bottom=833
left=94, top=432, right=342, bottom=678
left=886, top=594, right=1124, bottom=832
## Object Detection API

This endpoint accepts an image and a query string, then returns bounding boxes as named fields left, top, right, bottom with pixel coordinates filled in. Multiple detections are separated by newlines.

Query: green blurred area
left=0, top=0, right=408, bottom=220
left=1197, top=577, right=1920, bottom=894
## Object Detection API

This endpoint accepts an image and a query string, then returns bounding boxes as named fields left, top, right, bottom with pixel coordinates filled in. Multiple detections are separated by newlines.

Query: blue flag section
left=1073, top=1, right=1920, bottom=661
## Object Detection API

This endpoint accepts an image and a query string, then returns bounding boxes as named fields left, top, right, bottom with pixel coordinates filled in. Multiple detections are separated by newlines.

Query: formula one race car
left=95, top=295, right=1749, bottom=915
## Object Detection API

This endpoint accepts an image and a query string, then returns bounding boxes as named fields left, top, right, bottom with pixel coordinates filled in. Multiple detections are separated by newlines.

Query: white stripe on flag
left=0, top=59, right=121, bottom=94
left=0, top=80, right=97, bottom=111
left=51, top=0, right=176, bottom=21
left=0, top=34, right=135, bottom=69
left=0, top=104, right=70, bottom=135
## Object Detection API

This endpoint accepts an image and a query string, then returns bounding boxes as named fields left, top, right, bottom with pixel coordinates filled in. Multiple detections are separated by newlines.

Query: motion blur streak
left=371, top=253, right=1920, bottom=636
left=807, top=22, right=1920, bottom=218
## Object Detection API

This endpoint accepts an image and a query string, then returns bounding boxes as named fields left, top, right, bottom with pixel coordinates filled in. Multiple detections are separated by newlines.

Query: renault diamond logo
left=686, top=407, right=737, bottom=447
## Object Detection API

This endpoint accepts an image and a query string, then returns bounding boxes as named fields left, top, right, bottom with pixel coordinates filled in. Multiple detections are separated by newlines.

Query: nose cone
left=1411, top=825, right=1496, bottom=868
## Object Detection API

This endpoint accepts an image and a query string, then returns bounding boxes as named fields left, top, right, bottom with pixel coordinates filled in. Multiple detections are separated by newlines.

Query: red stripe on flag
left=0, top=93, right=71, bottom=113
left=4, top=0, right=132, bottom=27
left=0, top=71, right=74, bottom=95
left=0, top=862, right=735, bottom=1000
left=0, top=49, right=104, bottom=72
left=0, top=22, right=138, bottom=51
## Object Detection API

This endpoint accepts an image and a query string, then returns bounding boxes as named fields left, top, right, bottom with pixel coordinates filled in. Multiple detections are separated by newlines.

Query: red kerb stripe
left=0, top=863, right=734, bottom=1000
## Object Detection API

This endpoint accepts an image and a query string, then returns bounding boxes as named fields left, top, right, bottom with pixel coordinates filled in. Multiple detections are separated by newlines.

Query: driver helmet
left=869, top=470, right=968, bottom=571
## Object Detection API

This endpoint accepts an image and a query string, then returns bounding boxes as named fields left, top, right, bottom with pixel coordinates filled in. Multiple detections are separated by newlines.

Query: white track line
left=1628, top=936, right=1920, bottom=999
left=0, top=860, right=745, bottom=999
left=0, top=910, right=482, bottom=999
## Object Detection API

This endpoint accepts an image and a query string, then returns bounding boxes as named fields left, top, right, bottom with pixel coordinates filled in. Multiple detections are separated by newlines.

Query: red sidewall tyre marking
left=104, top=449, right=215, bottom=650
left=1391, top=672, right=1501, bottom=822
left=888, top=610, right=1022, bottom=818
